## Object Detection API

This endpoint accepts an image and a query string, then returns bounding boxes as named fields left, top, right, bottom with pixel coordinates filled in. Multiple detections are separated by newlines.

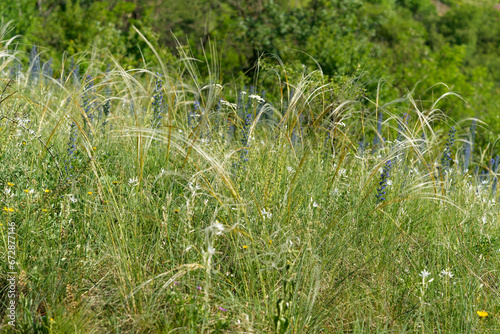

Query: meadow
left=0, top=27, right=500, bottom=333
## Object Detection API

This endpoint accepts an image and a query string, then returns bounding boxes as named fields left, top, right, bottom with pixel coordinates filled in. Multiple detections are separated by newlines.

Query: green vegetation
left=0, top=1, right=500, bottom=333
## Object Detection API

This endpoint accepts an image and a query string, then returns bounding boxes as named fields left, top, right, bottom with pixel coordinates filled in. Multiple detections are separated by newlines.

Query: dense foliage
left=3, top=0, right=500, bottom=140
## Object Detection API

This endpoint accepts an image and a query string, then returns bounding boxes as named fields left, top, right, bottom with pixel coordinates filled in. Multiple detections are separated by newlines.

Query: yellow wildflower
left=42, top=209, right=48, bottom=212
left=3, top=207, right=14, bottom=213
left=243, top=245, right=248, bottom=249
left=44, top=189, right=50, bottom=193
left=7, top=182, right=14, bottom=187
left=88, top=191, right=93, bottom=195
left=477, top=311, right=488, bottom=318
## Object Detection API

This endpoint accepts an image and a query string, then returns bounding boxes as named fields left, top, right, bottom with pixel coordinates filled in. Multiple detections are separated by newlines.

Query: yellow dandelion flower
left=88, top=191, right=93, bottom=195
left=477, top=311, right=488, bottom=318
left=7, top=182, right=14, bottom=187
left=269, top=240, right=272, bottom=245
left=92, top=147, right=96, bottom=151
left=44, top=189, right=50, bottom=193
left=22, top=141, right=26, bottom=145
left=24, top=189, right=29, bottom=193
left=3, top=207, right=14, bottom=213
left=42, top=209, right=48, bottom=212
left=243, top=245, right=248, bottom=249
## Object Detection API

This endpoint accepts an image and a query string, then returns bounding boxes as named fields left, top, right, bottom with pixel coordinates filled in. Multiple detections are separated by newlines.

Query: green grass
left=0, top=33, right=499, bottom=333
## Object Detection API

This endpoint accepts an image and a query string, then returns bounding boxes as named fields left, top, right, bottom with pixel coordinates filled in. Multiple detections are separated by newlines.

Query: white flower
left=221, top=100, right=237, bottom=109
left=248, top=94, right=265, bottom=103
left=287, top=166, right=295, bottom=173
left=439, top=270, right=454, bottom=278
left=212, top=221, right=225, bottom=235
left=481, top=216, right=487, bottom=225
left=128, top=177, right=139, bottom=186
left=262, top=209, right=272, bottom=219
left=207, top=246, right=216, bottom=255
left=386, top=180, right=393, bottom=186
left=69, top=195, right=78, bottom=203
left=313, top=201, right=319, bottom=208
left=419, top=269, right=434, bottom=283
left=419, top=269, right=431, bottom=279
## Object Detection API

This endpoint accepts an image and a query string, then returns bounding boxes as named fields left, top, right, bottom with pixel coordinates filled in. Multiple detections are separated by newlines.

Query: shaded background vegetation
left=3, top=0, right=500, bottom=141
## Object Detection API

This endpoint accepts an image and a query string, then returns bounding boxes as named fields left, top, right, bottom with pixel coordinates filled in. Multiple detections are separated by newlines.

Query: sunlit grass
left=0, top=31, right=499, bottom=334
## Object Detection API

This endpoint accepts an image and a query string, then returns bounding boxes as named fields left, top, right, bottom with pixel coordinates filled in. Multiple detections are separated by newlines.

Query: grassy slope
left=0, top=37, right=499, bottom=333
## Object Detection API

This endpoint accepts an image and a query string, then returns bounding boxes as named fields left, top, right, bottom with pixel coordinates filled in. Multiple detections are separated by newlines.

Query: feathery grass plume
left=373, top=110, right=383, bottom=149
left=42, top=57, right=53, bottom=85
left=69, top=56, right=80, bottom=85
left=65, top=121, right=77, bottom=178
left=82, top=75, right=95, bottom=136
left=240, top=113, right=252, bottom=165
left=396, top=112, right=409, bottom=142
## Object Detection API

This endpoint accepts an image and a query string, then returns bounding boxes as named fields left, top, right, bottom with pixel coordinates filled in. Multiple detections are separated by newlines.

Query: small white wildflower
left=439, top=269, right=454, bottom=278
left=386, top=180, right=393, bottom=186
left=482, top=179, right=489, bottom=185
left=207, top=246, right=216, bottom=255
left=313, top=201, right=319, bottom=208
left=212, top=221, right=225, bottom=235
left=481, top=216, right=487, bottom=225
left=262, top=209, right=272, bottom=219
left=419, top=269, right=431, bottom=279
left=221, top=100, right=237, bottom=109
left=287, top=166, right=295, bottom=173
left=128, top=177, right=139, bottom=186
left=69, top=195, right=77, bottom=203
left=248, top=94, right=265, bottom=103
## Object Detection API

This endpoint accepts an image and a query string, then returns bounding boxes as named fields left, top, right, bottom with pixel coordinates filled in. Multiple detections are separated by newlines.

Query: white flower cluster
left=220, top=100, right=237, bottom=109
left=248, top=94, right=265, bottom=103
